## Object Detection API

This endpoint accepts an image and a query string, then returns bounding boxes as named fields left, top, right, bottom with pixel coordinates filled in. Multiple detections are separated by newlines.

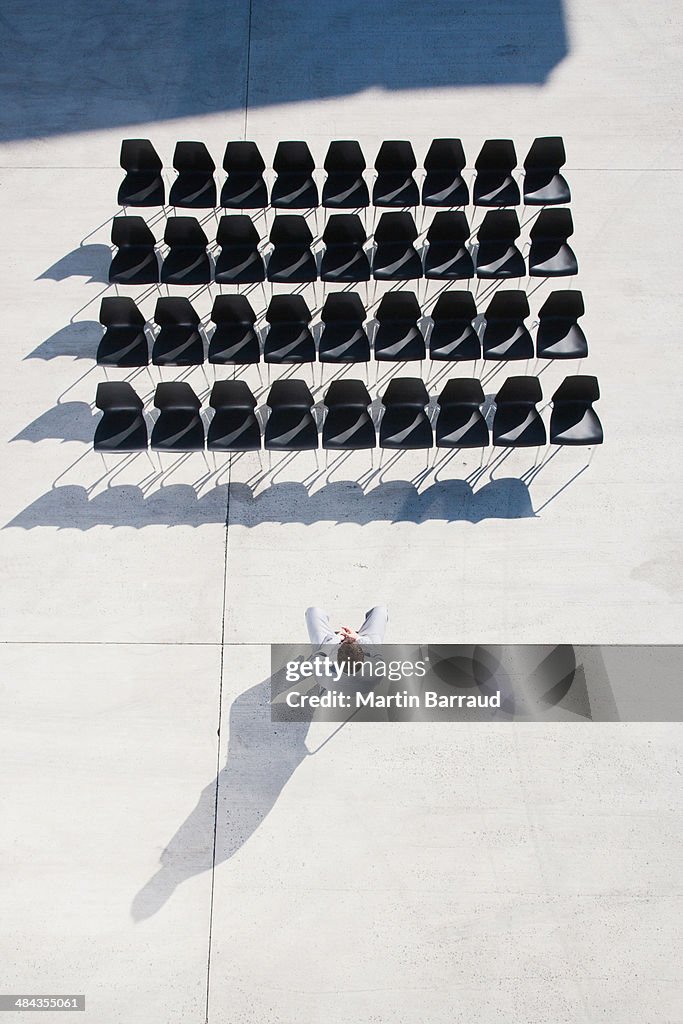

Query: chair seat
left=372, top=175, right=419, bottom=207
left=424, top=243, right=474, bottom=279
left=473, top=173, right=520, bottom=206
left=373, top=245, right=422, bottom=280
left=476, top=242, right=525, bottom=278
left=209, top=325, right=260, bottom=364
left=97, top=326, right=148, bottom=367
left=265, top=410, right=318, bottom=450
left=493, top=408, right=546, bottom=447
left=264, top=326, right=315, bottom=363
left=208, top=410, right=261, bottom=451
left=319, top=324, right=370, bottom=363
left=215, top=247, right=265, bottom=283
left=323, top=409, right=376, bottom=450
left=422, top=171, right=469, bottom=207
left=169, top=175, right=216, bottom=209
left=375, top=324, right=425, bottom=361
left=161, top=250, right=211, bottom=285
left=271, top=175, right=318, bottom=208
left=524, top=171, right=571, bottom=205
left=528, top=242, right=578, bottom=277
left=118, top=172, right=165, bottom=207
left=94, top=411, right=148, bottom=452
left=151, top=411, right=205, bottom=451
left=109, top=248, right=159, bottom=285
left=266, top=249, right=317, bottom=283
left=537, top=322, right=588, bottom=359
left=220, top=174, right=268, bottom=208
left=322, top=174, right=369, bottom=208
left=429, top=323, right=481, bottom=361
left=436, top=408, right=489, bottom=448
left=483, top=324, right=533, bottom=361
left=550, top=406, right=603, bottom=445
left=152, top=326, right=203, bottom=366
left=380, top=409, right=432, bottom=449
left=320, top=247, right=371, bottom=282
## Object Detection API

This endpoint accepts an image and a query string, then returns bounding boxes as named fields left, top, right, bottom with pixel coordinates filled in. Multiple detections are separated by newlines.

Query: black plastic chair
left=322, top=141, right=369, bottom=209
left=536, top=291, right=587, bottom=359
left=373, top=212, right=422, bottom=280
left=94, top=382, right=147, bottom=452
left=97, top=297, right=148, bottom=367
left=380, top=377, right=432, bottom=449
left=523, top=137, right=570, bottom=206
left=267, top=216, right=317, bottom=282
left=320, top=214, right=370, bottom=282
left=475, top=210, right=525, bottom=278
left=429, top=291, right=480, bottom=362
left=319, top=293, right=370, bottom=364
left=528, top=209, right=578, bottom=277
left=550, top=376, right=603, bottom=445
left=422, top=138, right=469, bottom=207
left=151, top=382, right=204, bottom=451
left=492, top=376, right=546, bottom=447
left=169, top=141, right=216, bottom=209
left=482, top=291, right=533, bottom=361
left=424, top=211, right=474, bottom=280
left=372, top=141, right=419, bottom=207
left=473, top=140, right=519, bottom=207
left=263, top=295, right=315, bottom=365
left=436, top=379, right=489, bottom=448
left=207, top=380, right=261, bottom=452
left=271, top=141, right=318, bottom=209
left=161, top=217, right=211, bottom=285
left=374, top=291, right=425, bottom=362
left=323, top=379, right=375, bottom=450
left=209, top=295, right=260, bottom=365
left=152, top=297, right=203, bottom=366
left=118, top=139, right=165, bottom=208
left=109, top=217, right=158, bottom=284
left=265, top=379, right=318, bottom=451
left=220, top=141, right=268, bottom=209
left=215, top=215, right=265, bottom=284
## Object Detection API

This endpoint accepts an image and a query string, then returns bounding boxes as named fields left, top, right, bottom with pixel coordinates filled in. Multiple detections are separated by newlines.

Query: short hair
left=336, top=638, right=365, bottom=674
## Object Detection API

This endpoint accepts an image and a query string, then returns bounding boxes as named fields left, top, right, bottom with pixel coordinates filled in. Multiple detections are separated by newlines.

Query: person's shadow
left=131, top=668, right=312, bottom=921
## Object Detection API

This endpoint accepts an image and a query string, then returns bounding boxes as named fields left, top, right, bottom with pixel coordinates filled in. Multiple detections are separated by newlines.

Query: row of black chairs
left=98, top=290, right=588, bottom=367
left=109, top=210, right=577, bottom=285
left=94, top=376, right=603, bottom=454
left=119, top=137, right=569, bottom=210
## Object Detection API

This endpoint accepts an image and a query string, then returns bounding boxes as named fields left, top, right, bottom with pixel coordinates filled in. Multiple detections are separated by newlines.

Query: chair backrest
left=120, top=139, right=162, bottom=172
left=269, top=215, right=313, bottom=245
left=382, top=376, right=429, bottom=407
left=424, top=138, right=466, bottom=171
left=431, top=291, right=477, bottom=322
left=321, top=292, right=366, bottom=323
left=164, top=216, right=208, bottom=247
left=324, top=140, right=366, bottom=173
left=524, top=136, right=566, bottom=171
left=376, top=290, right=421, bottom=322
left=154, top=381, right=201, bottom=411
left=485, top=290, right=529, bottom=321
left=324, top=379, right=372, bottom=408
left=267, top=379, right=314, bottom=409
left=426, top=211, right=470, bottom=243
left=273, top=141, right=315, bottom=173
left=111, top=216, right=155, bottom=247
left=211, top=294, right=257, bottom=325
left=173, top=141, right=215, bottom=173
left=99, top=296, right=145, bottom=327
left=223, top=140, right=266, bottom=173
left=538, top=289, right=584, bottom=320
left=266, top=294, right=311, bottom=324
left=375, top=140, right=417, bottom=173
left=438, top=378, right=485, bottom=407
left=217, top=214, right=261, bottom=246
left=210, top=379, right=257, bottom=410
left=495, top=376, right=542, bottom=406
left=552, top=375, right=599, bottom=404
left=322, top=213, right=366, bottom=245
left=475, top=139, right=517, bottom=172
left=96, top=381, right=143, bottom=411
left=477, top=209, right=520, bottom=241
left=154, top=297, right=200, bottom=326
left=374, top=211, right=418, bottom=243
left=529, top=208, right=574, bottom=240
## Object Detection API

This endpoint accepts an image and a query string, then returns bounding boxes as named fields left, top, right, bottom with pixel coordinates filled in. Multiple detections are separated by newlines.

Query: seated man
left=305, top=605, right=388, bottom=677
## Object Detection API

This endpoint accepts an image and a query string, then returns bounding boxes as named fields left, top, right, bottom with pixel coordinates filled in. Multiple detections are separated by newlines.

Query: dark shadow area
left=131, top=668, right=312, bottom=921
left=36, top=245, right=111, bottom=284
left=5, top=477, right=535, bottom=529
left=11, top=402, right=98, bottom=443
left=24, top=322, right=101, bottom=361
left=1, top=0, right=567, bottom=143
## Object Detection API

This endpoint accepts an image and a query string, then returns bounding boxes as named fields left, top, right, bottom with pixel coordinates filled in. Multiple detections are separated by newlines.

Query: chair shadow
left=37, top=244, right=111, bottom=284
left=131, top=669, right=312, bottom=921
left=25, top=321, right=101, bottom=360
left=11, top=401, right=98, bottom=443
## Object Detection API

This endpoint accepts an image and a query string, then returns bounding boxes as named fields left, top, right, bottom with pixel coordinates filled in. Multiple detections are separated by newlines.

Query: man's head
left=336, top=637, right=365, bottom=675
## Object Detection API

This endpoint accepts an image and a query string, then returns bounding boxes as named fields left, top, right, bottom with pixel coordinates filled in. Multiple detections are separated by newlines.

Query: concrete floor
left=0, top=0, right=681, bottom=1021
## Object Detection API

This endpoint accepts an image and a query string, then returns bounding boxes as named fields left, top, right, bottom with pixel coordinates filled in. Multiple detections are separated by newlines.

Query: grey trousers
left=305, top=606, right=389, bottom=646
